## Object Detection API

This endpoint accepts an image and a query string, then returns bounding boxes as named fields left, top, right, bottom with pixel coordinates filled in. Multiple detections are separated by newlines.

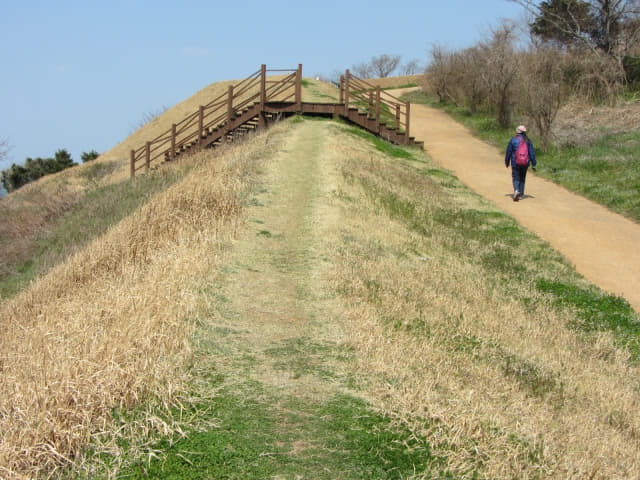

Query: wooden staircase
left=130, top=64, right=423, bottom=177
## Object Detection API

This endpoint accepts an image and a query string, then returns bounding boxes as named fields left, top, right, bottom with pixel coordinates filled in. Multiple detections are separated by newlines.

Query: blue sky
left=0, top=0, right=525, bottom=173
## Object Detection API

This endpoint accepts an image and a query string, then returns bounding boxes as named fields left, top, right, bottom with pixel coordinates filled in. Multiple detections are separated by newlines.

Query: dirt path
left=210, top=120, right=348, bottom=394
left=403, top=98, right=640, bottom=312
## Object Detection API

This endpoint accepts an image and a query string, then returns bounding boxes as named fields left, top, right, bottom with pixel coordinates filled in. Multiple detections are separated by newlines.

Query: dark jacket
left=505, top=134, right=536, bottom=168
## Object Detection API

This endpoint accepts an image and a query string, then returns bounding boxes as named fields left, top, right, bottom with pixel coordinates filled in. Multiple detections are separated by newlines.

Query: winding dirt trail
left=403, top=97, right=640, bottom=312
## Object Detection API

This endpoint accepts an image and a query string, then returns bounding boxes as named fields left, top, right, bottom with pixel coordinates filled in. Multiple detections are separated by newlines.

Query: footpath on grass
left=403, top=98, right=640, bottom=312
left=122, top=120, right=439, bottom=478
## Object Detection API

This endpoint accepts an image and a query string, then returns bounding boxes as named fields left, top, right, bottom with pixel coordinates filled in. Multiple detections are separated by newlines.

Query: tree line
left=0, top=147, right=99, bottom=193
left=426, top=0, right=639, bottom=148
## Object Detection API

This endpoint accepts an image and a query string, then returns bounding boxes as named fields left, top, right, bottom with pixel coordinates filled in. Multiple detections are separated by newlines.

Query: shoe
left=513, top=191, right=520, bottom=202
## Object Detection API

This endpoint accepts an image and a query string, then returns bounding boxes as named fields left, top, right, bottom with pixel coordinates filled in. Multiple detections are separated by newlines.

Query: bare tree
left=370, top=54, right=402, bottom=77
left=401, top=59, right=422, bottom=75
left=478, top=22, right=521, bottom=128
left=426, top=44, right=458, bottom=103
left=519, top=48, right=571, bottom=148
left=351, top=62, right=373, bottom=78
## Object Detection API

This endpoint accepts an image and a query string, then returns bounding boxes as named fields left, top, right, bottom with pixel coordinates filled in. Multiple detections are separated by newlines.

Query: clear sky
left=0, top=0, right=525, bottom=173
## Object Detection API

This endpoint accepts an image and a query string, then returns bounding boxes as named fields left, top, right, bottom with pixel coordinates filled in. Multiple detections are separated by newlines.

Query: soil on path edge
left=405, top=101, right=640, bottom=312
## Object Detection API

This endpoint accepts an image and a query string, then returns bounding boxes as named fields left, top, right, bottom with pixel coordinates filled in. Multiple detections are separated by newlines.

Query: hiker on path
left=505, top=125, right=536, bottom=201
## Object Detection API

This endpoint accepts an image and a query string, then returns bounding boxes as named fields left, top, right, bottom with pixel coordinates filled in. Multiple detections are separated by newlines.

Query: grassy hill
left=1, top=77, right=640, bottom=479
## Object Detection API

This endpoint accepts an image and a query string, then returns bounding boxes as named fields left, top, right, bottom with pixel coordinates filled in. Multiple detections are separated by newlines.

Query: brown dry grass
left=0, top=73, right=334, bottom=286
left=365, top=74, right=423, bottom=88
left=323, top=125, right=640, bottom=479
left=0, top=127, right=285, bottom=478
left=552, top=98, right=640, bottom=147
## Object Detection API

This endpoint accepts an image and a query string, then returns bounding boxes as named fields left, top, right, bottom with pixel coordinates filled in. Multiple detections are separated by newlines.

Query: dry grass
left=364, top=74, right=423, bottom=88
left=324, top=126, right=640, bottom=479
left=0, top=127, right=285, bottom=478
left=552, top=98, right=640, bottom=147
left=0, top=73, right=333, bottom=288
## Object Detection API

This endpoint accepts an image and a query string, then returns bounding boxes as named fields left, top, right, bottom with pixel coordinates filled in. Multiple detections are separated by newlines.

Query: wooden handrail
left=130, top=65, right=300, bottom=177
left=340, top=71, right=411, bottom=137
left=130, top=64, right=416, bottom=177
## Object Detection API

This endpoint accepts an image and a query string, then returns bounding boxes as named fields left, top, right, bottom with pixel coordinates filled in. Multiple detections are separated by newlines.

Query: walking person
left=505, top=125, right=536, bottom=201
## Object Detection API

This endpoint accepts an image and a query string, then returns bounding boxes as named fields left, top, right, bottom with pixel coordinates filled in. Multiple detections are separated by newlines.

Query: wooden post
left=171, top=124, right=176, bottom=158
left=395, top=104, right=401, bottom=130
left=344, top=70, right=350, bottom=116
left=227, top=85, right=234, bottom=141
left=339, top=75, right=344, bottom=104
left=296, top=64, right=302, bottom=112
left=405, top=102, right=411, bottom=144
left=145, top=142, right=151, bottom=172
left=199, top=106, right=204, bottom=144
left=259, top=64, right=266, bottom=131
left=260, top=64, right=266, bottom=107
left=375, top=86, right=381, bottom=127
left=130, top=150, right=135, bottom=178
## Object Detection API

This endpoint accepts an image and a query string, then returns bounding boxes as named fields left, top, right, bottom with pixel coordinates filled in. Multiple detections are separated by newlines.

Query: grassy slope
left=118, top=119, right=640, bottom=478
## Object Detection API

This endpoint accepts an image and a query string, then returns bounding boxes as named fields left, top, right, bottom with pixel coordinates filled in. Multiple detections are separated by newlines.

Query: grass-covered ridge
left=2, top=115, right=640, bottom=479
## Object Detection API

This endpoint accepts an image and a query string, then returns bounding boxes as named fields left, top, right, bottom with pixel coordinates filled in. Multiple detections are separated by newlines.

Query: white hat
left=516, top=125, right=527, bottom=134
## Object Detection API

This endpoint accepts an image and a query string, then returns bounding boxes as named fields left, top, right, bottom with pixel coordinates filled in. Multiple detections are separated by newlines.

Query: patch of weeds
left=257, top=229, right=272, bottom=237
left=427, top=168, right=457, bottom=179
left=451, top=333, right=483, bottom=356
left=507, top=432, right=546, bottom=465
left=537, top=278, right=640, bottom=361
left=264, top=337, right=353, bottom=380
left=364, top=278, right=383, bottom=304
left=334, top=188, right=355, bottom=203
left=78, top=160, right=120, bottom=181
left=481, top=246, right=526, bottom=275
left=502, top=352, right=560, bottom=399
left=376, top=189, right=418, bottom=223
left=318, top=395, right=451, bottom=479
left=389, top=315, right=432, bottom=337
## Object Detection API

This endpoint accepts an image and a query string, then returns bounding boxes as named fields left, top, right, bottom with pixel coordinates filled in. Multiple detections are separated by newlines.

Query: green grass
left=537, top=279, right=640, bottom=361
left=403, top=90, right=640, bottom=223
left=116, top=385, right=449, bottom=480
left=536, top=132, right=640, bottom=221
left=0, top=167, right=188, bottom=300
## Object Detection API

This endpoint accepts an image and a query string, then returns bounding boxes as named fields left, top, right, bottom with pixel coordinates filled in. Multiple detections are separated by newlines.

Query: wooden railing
left=339, top=70, right=410, bottom=139
left=130, top=65, right=301, bottom=177
left=130, top=64, right=420, bottom=177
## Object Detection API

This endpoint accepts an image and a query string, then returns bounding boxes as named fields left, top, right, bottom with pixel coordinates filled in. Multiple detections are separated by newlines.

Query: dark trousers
left=512, top=165, right=528, bottom=195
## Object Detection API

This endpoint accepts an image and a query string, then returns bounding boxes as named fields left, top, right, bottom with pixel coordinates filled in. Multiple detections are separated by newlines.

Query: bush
left=81, top=150, right=100, bottom=163
left=623, top=56, right=640, bottom=89
left=0, top=149, right=77, bottom=193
